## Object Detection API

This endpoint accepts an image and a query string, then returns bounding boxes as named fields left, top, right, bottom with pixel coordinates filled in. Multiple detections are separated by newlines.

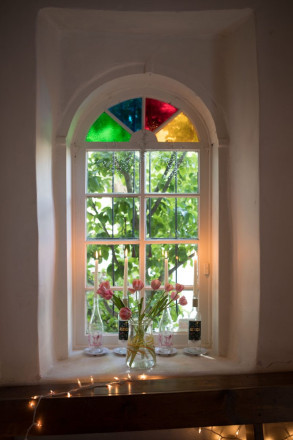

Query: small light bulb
left=114, top=376, right=119, bottom=381
left=77, top=379, right=82, bottom=387
left=67, top=392, right=71, bottom=398
left=28, top=400, right=36, bottom=408
left=90, top=376, right=94, bottom=383
left=50, top=390, right=54, bottom=395
left=107, top=384, right=112, bottom=392
left=139, top=374, right=147, bottom=380
left=128, top=374, right=131, bottom=379
left=236, top=429, right=239, bottom=436
left=36, top=420, right=42, bottom=428
left=199, top=427, right=201, bottom=433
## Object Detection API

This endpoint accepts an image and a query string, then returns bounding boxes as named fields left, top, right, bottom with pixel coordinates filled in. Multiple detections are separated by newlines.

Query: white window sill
left=42, top=348, right=253, bottom=383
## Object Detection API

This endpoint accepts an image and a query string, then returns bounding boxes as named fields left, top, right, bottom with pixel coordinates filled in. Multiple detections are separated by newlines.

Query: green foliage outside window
left=85, top=150, right=199, bottom=332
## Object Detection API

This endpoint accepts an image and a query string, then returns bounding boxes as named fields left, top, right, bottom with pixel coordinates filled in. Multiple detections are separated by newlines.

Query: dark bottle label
left=189, top=320, right=201, bottom=341
left=118, top=320, right=129, bottom=341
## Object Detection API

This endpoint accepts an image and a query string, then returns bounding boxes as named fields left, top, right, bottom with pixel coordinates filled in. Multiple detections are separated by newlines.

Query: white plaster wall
left=37, top=8, right=260, bottom=369
left=0, top=0, right=293, bottom=385
left=256, top=1, right=293, bottom=370
left=0, top=3, right=40, bottom=383
left=217, top=17, right=260, bottom=365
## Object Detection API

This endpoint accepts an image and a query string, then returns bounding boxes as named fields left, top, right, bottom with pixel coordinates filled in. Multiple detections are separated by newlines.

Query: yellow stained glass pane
left=156, top=112, right=199, bottom=142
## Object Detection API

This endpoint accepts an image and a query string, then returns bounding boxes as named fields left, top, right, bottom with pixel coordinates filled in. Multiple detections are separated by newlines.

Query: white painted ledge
left=42, top=349, right=253, bottom=383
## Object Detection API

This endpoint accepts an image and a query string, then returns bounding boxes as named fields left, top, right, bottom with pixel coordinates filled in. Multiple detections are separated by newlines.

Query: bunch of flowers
left=97, top=279, right=187, bottom=368
left=97, top=279, right=187, bottom=323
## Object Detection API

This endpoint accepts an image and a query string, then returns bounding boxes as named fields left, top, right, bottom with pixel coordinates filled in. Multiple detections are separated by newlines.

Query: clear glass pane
left=156, top=112, right=199, bottom=142
left=114, top=151, right=140, bottom=193
left=109, top=98, right=142, bottom=132
left=87, top=151, right=113, bottom=194
left=145, top=243, right=198, bottom=331
left=178, top=152, right=199, bottom=193
left=145, top=98, right=178, bottom=132
left=146, top=151, right=199, bottom=194
left=86, top=112, right=132, bottom=142
left=146, top=197, right=198, bottom=239
left=86, top=197, right=139, bottom=239
left=145, top=243, right=198, bottom=286
left=146, top=151, right=176, bottom=193
left=86, top=244, right=139, bottom=333
left=87, top=151, right=140, bottom=194
left=146, top=198, right=175, bottom=238
left=177, top=197, right=199, bottom=239
left=86, top=244, right=139, bottom=288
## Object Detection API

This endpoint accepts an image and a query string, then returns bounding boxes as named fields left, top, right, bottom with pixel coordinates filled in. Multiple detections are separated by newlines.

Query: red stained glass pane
left=145, top=98, right=178, bottom=132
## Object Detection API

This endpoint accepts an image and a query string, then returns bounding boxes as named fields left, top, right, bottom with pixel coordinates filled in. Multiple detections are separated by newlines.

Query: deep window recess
left=73, top=97, right=210, bottom=347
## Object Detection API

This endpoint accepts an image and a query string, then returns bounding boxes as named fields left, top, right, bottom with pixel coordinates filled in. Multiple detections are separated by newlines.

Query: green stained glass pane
left=86, top=112, right=132, bottom=142
left=86, top=197, right=139, bottom=240
left=156, top=112, right=199, bottom=142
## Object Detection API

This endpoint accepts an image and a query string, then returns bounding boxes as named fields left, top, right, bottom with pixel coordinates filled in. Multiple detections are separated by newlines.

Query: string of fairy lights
left=24, top=376, right=293, bottom=440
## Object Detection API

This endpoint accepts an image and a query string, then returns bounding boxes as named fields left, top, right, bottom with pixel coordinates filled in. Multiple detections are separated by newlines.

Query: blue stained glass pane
left=109, top=98, right=142, bottom=132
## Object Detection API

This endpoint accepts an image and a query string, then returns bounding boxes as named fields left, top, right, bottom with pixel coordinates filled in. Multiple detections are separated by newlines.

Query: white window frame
left=72, top=99, right=211, bottom=349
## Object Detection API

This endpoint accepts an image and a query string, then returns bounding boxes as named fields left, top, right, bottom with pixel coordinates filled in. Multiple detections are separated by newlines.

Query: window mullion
left=140, top=149, right=146, bottom=307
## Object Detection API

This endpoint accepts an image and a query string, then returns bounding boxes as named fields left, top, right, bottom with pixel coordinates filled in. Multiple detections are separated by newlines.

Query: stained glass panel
left=156, top=112, right=199, bottom=142
left=109, top=98, right=142, bottom=132
left=145, top=98, right=178, bottom=132
left=86, top=112, right=131, bottom=142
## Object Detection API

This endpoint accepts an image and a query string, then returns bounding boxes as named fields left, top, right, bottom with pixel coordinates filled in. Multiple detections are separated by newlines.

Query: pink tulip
left=151, top=279, right=161, bottom=290
left=175, top=283, right=184, bottom=293
left=170, top=291, right=179, bottom=301
left=179, top=295, right=188, bottom=306
left=97, top=283, right=113, bottom=300
left=132, top=279, right=144, bottom=291
left=164, top=283, right=174, bottom=292
left=119, top=307, right=132, bottom=320
left=100, top=280, right=111, bottom=290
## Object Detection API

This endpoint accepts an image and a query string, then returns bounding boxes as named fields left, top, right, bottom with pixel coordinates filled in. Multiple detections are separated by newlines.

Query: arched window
left=73, top=95, right=211, bottom=348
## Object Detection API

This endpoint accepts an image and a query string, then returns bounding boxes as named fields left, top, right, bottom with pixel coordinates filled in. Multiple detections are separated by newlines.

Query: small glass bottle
left=187, top=297, right=201, bottom=354
left=88, top=294, right=104, bottom=354
left=117, top=297, right=129, bottom=355
left=158, top=306, right=174, bottom=354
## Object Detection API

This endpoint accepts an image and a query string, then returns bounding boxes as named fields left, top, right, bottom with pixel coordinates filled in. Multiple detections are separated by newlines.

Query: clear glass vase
left=126, top=318, right=156, bottom=369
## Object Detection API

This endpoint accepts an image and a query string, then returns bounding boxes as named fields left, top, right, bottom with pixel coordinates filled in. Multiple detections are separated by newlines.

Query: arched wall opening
left=35, top=9, right=260, bottom=379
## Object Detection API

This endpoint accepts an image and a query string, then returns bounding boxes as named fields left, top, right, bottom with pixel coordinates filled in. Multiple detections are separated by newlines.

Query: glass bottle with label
left=187, top=297, right=201, bottom=354
left=158, top=306, right=174, bottom=354
left=116, top=297, right=129, bottom=355
left=88, top=294, right=104, bottom=355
